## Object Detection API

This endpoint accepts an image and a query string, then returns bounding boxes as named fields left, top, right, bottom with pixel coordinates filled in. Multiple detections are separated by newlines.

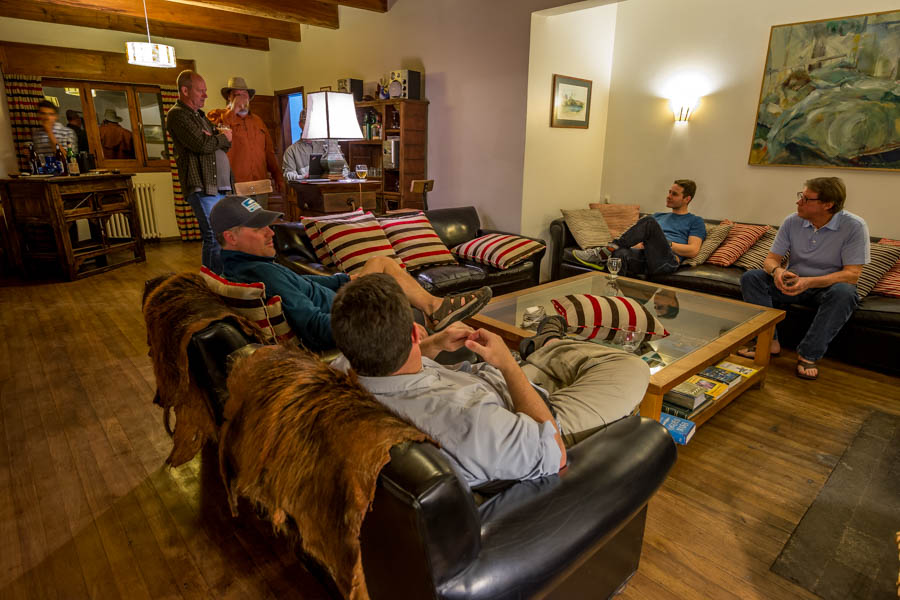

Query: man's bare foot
left=736, top=340, right=781, bottom=359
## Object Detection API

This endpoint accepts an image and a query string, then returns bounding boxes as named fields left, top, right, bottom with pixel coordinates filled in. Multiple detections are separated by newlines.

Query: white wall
left=521, top=4, right=617, bottom=278
left=0, top=17, right=272, bottom=238
left=267, top=0, right=589, bottom=233
left=600, top=0, right=900, bottom=239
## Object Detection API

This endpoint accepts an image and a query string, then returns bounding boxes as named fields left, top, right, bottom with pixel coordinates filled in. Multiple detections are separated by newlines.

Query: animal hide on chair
left=143, top=271, right=265, bottom=467
left=221, top=344, right=429, bottom=600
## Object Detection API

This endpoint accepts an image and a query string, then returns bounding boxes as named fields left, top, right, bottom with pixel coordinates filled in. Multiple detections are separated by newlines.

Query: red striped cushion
left=706, top=221, right=770, bottom=267
left=317, top=212, right=404, bottom=274
left=199, top=267, right=298, bottom=346
left=452, top=234, right=544, bottom=270
left=872, top=239, right=900, bottom=298
left=551, top=294, right=670, bottom=343
left=377, top=212, right=457, bottom=270
left=301, top=209, right=367, bottom=268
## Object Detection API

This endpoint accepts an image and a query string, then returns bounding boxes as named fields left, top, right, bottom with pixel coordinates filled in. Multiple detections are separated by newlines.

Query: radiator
left=107, top=183, right=161, bottom=239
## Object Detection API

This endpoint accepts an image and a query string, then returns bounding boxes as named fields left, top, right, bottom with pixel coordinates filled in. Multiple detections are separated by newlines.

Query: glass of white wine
left=355, top=164, right=368, bottom=179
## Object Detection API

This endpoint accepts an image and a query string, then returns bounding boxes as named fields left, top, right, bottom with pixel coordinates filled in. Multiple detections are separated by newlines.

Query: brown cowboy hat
left=221, top=76, right=256, bottom=101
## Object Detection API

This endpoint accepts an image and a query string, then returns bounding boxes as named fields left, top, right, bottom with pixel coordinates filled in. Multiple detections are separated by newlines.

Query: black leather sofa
left=189, top=320, right=677, bottom=599
left=273, top=206, right=545, bottom=297
left=549, top=216, right=900, bottom=376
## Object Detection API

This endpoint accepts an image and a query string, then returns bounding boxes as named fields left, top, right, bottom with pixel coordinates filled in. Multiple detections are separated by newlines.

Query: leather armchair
left=188, top=321, right=677, bottom=599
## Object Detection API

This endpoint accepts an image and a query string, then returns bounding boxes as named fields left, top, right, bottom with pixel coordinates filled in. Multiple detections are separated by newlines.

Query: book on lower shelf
left=664, top=380, right=708, bottom=410
left=659, top=413, right=696, bottom=445
left=698, top=365, right=743, bottom=389
left=687, top=375, right=730, bottom=400
left=717, top=360, right=759, bottom=378
left=662, top=397, right=713, bottom=420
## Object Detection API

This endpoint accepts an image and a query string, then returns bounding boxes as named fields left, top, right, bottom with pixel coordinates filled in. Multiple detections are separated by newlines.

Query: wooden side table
left=0, top=173, right=145, bottom=280
left=285, top=180, right=380, bottom=220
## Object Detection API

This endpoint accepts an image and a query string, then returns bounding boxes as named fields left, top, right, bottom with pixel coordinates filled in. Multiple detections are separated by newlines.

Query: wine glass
left=621, top=326, right=644, bottom=353
left=355, top=164, right=368, bottom=179
left=607, top=257, right=622, bottom=280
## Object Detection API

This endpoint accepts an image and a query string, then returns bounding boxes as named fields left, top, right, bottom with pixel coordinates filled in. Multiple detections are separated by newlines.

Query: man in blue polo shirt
left=739, top=177, right=869, bottom=380
left=574, top=179, right=706, bottom=277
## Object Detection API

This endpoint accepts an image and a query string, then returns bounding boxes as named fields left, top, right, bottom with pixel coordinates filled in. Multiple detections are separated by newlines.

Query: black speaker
left=338, top=78, right=363, bottom=101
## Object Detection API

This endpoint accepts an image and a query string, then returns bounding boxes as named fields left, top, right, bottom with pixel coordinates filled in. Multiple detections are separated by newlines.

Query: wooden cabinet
left=286, top=180, right=381, bottom=219
left=0, top=173, right=145, bottom=280
left=343, top=99, right=428, bottom=211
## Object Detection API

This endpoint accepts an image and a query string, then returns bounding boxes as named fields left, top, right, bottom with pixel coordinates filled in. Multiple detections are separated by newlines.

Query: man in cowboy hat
left=99, top=108, right=134, bottom=159
left=207, top=76, right=283, bottom=209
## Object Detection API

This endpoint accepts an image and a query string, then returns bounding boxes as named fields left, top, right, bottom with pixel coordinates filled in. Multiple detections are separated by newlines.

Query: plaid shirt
left=166, top=100, right=232, bottom=196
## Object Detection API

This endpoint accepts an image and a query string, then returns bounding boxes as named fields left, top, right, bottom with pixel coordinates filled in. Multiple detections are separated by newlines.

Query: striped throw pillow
left=199, top=267, right=298, bottom=347
left=551, top=294, right=670, bottom=344
left=588, top=204, right=640, bottom=238
left=317, top=212, right=404, bottom=274
left=561, top=208, right=611, bottom=250
left=377, top=212, right=457, bottom=271
left=301, top=209, right=367, bottom=268
left=856, top=243, right=900, bottom=299
left=706, top=222, right=769, bottom=267
left=452, top=233, right=545, bottom=270
left=871, top=239, right=900, bottom=298
left=683, top=221, right=732, bottom=267
left=732, top=228, right=790, bottom=271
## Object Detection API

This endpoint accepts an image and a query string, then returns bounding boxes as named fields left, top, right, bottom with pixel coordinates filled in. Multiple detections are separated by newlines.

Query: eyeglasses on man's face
left=797, top=191, right=820, bottom=203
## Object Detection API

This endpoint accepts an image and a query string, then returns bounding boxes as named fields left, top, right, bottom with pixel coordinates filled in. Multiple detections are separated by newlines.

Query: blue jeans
left=740, top=269, right=859, bottom=361
left=187, top=191, right=226, bottom=274
left=611, top=216, right=680, bottom=277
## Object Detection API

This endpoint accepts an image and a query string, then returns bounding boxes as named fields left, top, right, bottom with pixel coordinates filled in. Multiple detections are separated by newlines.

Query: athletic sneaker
left=573, top=245, right=617, bottom=270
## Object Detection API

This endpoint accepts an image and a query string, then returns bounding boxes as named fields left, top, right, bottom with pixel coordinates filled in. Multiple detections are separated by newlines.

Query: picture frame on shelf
left=551, top=74, right=592, bottom=129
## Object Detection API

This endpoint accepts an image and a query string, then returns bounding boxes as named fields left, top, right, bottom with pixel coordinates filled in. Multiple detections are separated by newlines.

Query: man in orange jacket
left=209, top=77, right=284, bottom=209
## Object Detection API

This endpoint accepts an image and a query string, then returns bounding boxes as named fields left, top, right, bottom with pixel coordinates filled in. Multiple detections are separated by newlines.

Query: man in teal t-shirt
left=574, top=179, right=706, bottom=277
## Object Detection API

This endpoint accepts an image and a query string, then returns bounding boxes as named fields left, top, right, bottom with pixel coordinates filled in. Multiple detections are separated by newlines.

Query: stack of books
left=659, top=413, right=696, bottom=445
left=662, top=381, right=710, bottom=419
left=663, top=360, right=760, bottom=420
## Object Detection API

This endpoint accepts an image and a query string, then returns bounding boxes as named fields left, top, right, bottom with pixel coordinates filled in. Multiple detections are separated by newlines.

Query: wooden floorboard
left=1, top=241, right=898, bottom=599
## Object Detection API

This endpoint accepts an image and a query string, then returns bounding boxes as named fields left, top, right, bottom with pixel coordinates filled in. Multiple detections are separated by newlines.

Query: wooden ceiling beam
left=162, top=0, right=339, bottom=28
left=29, top=0, right=302, bottom=42
left=322, top=0, right=387, bottom=12
left=0, top=1, right=271, bottom=50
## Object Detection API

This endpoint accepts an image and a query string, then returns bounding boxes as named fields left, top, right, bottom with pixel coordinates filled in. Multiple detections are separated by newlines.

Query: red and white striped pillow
left=451, top=234, right=544, bottom=270
left=301, top=209, right=367, bottom=268
left=872, top=239, right=900, bottom=298
left=551, top=294, right=670, bottom=343
left=199, top=267, right=298, bottom=347
left=377, top=212, right=457, bottom=270
left=316, top=211, right=404, bottom=274
left=706, top=221, right=770, bottom=267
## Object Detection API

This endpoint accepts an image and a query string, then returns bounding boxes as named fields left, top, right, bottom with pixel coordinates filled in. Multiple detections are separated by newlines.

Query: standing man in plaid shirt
left=166, top=70, right=234, bottom=273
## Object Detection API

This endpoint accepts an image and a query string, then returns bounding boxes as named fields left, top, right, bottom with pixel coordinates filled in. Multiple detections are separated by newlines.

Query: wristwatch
left=767, top=265, right=779, bottom=277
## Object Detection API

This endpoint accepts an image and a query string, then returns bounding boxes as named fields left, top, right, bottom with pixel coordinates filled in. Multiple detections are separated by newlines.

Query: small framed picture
left=550, top=74, right=592, bottom=128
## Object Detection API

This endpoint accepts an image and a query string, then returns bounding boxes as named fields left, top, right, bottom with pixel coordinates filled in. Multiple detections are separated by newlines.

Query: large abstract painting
left=749, top=10, right=900, bottom=171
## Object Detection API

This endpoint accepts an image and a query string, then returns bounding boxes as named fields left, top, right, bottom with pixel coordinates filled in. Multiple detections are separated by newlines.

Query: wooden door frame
left=274, top=86, right=304, bottom=161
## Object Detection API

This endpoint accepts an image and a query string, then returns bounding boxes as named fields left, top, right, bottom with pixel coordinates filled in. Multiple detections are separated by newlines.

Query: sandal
left=796, top=356, right=819, bottom=380
left=736, top=344, right=781, bottom=360
left=428, top=286, right=492, bottom=332
left=519, top=316, right=568, bottom=359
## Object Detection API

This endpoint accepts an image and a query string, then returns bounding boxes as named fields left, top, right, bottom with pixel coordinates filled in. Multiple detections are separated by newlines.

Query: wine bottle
left=55, top=143, right=69, bottom=176
left=66, top=144, right=80, bottom=175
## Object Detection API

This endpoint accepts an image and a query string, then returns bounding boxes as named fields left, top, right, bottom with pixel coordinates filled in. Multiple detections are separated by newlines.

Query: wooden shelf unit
left=343, top=98, right=428, bottom=211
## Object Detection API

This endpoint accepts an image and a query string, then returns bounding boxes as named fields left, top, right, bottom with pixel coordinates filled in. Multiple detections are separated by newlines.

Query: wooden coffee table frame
left=468, top=273, right=785, bottom=426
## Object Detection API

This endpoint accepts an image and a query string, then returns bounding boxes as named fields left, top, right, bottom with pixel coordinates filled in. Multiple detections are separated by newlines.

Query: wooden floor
left=1, top=242, right=898, bottom=599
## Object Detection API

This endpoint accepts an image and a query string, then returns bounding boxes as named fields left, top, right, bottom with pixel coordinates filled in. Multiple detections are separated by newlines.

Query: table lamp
left=302, top=91, right=363, bottom=179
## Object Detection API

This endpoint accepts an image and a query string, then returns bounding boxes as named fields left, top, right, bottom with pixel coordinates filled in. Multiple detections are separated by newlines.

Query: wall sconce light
left=669, top=96, right=700, bottom=122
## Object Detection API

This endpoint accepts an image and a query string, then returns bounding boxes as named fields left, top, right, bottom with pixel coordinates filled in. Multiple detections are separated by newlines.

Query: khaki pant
left=521, top=339, right=650, bottom=446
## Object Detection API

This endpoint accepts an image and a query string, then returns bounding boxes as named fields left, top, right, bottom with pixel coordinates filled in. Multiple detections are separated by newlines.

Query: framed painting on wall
left=551, top=74, right=592, bottom=128
left=749, top=10, right=900, bottom=171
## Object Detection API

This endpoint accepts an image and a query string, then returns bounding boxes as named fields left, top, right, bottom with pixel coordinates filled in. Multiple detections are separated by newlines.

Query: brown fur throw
left=143, top=271, right=266, bottom=467
left=220, top=345, right=428, bottom=600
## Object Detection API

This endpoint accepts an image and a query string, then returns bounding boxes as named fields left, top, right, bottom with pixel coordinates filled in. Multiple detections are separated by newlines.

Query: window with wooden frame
left=41, top=79, right=169, bottom=172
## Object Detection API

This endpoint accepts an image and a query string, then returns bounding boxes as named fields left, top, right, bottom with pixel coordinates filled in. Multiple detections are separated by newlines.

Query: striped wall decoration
left=856, top=243, right=900, bottom=299
left=3, top=74, right=43, bottom=174
left=199, top=267, right=298, bottom=346
left=452, top=233, right=544, bottom=270
left=315, top=212, right=404, bottom=274
left=872, top=239, right=900, bottom=298
left=160, top=86, right=201, bottom=241
left=550, top=294, right=670, bottom=344
left=377, top=212, right=456, bottom=271
left=706, top=221, right=770, bottom=267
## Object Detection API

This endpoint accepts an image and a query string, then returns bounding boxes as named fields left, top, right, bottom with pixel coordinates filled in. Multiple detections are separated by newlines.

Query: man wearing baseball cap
left=211, top=196, right=491, bottom=352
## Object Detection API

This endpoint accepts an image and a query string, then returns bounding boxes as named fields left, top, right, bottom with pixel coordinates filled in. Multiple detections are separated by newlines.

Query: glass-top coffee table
left=468, top=272, right=785, bottom=425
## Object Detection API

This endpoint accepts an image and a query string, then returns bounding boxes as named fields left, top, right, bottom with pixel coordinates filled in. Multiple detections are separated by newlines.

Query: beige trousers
left=521, top=339, right=650, bottom=446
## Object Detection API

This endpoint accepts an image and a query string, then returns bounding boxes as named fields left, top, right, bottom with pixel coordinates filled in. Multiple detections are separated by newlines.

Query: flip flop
left=736, top=344, right=781, bottom=360
left=428, top=286, right=492, bottom=332
left=518, top=316, right=568, bottom=359
left=796, top=357, right=819, bottom=380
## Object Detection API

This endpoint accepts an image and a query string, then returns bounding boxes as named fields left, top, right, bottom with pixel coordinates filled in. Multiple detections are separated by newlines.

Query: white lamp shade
left=126, top=41, right=177, bottom=68
left=302, top=91, right=363, bottom=140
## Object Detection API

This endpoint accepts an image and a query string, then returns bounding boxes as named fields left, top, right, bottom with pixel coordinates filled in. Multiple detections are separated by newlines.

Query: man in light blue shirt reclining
left=739, top=177, right=870, bottom=380
left=330, top=273, right=650, bottom=488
